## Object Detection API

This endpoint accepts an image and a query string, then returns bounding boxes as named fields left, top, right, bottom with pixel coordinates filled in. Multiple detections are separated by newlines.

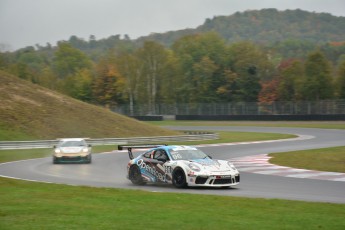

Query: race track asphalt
left=1, top=126, right=344, bottom=203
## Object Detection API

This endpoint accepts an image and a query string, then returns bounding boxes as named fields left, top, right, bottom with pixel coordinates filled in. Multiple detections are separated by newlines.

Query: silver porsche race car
left=119, top=144, right=240, bottom=188
left=53, top=138, right=92, bottom=164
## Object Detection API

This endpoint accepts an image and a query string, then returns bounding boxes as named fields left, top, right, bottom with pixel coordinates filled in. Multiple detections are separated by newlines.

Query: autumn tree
left=258, top=79, right=280, bottom=104
left=92, top=53, right=126, bottom=107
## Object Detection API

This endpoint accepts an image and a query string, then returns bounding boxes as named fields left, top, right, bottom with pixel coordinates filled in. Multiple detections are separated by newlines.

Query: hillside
left=138, top=9, right=345, bottom=46
left=0, top=71, right=179, bottom=141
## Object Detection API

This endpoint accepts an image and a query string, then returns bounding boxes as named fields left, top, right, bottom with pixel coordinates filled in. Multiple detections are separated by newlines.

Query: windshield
left=58, top=140, right=86, bottom=147
left=169, top=147, right=209, bottom=160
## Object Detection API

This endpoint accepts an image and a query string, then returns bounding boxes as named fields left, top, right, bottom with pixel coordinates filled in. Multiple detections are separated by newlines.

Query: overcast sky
left=1, top=0, right=344, bottom=51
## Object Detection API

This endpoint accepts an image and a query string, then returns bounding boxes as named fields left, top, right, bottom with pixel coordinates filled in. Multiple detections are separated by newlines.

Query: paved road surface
left=1, top=126, right=344, bottom=203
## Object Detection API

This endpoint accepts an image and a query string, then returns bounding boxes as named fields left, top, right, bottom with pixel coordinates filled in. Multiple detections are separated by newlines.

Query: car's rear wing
left=118, top=144, right=167, bottom=160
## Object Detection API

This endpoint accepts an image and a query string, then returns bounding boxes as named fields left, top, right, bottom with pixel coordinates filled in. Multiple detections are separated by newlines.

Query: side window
left=153, top=150, right=168, bottom=161
left=143, top=150, right=153, bottom=158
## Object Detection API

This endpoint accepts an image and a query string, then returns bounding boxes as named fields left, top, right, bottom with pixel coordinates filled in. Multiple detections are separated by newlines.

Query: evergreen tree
left=336, top=59, right=345, bottom=99
left=303, top=51, right=334, bottom=100
left=52, top=42, right=92, bottom=78
left=278, top=59, right=305, bottom=101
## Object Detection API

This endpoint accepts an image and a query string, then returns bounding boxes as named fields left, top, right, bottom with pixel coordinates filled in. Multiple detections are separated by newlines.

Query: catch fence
left=112, top=100, right=345, bottom=116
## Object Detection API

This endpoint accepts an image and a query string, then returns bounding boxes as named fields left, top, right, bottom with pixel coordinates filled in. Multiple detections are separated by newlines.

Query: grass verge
left=146, top=120, right=345, bottom=129
left=0, top=145, right=117, bottom=163
left=1, top=177, right=344, bottom=230
left=269, top=146, right=345, bottom=173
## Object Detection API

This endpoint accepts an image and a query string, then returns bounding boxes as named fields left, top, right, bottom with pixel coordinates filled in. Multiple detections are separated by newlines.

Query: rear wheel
left=172, top=168, right=187, bottom=188
left=129, top=165, right=145, bottom=185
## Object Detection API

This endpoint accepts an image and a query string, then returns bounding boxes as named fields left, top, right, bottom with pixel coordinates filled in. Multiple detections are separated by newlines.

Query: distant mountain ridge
left=137, top=9, right=345, bottom=46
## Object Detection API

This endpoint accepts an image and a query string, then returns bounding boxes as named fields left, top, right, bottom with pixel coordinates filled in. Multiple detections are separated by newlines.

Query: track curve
left=1, top=126, right=345, bottom=203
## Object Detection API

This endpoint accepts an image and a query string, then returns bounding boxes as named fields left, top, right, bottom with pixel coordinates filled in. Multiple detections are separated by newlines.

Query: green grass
left=1, top=177, right=344, bottom=230
left=2, top=69, right=345, bottom=229
left=0, top=145, right=118, bottom=163
left=0, top=72, right=179, bottom=141
left=269, top=146, right=345, bottom=173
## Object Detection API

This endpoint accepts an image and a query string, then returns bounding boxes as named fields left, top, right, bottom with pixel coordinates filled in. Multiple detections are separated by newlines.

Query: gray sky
left=1, top=0, right=344, bottom=51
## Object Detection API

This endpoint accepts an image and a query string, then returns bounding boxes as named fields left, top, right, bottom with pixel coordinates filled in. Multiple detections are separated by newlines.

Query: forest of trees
left=1, top=9, right=345, bottom=115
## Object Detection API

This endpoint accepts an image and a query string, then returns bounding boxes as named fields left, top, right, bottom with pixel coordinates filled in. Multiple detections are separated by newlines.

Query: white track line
left=230, top=154, right=345, bottom=182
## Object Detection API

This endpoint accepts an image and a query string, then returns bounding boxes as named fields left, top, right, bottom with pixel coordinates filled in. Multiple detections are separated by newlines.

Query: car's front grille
left=195, top=177, right=208, bottom=184
left=60, top=156, right=86, bottom=162
left=195, top=175, right=239, bottom=185
left=213, top=178, right=232, bottom=184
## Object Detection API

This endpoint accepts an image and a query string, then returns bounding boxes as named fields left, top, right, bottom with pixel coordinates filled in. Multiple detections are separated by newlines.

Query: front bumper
left=187, top=173, right=240, bottom=187
left=53, top=155, right=91, bottom=164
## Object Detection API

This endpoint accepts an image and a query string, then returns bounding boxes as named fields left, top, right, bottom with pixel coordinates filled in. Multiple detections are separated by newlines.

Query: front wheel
left=86, top=155, right=92, bottom=164
left=172, top=168, right=187, bottom=188
left=53, top=157, right=59, bottom=164
left=129, top=165, right=145, bottom=185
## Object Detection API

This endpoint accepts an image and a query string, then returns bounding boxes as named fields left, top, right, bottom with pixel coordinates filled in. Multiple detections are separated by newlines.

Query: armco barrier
left=0, top=133, right=218, bottom=150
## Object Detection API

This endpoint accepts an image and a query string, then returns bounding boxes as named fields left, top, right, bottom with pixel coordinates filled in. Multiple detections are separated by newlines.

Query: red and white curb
left=229, top=154, right=345, bottom=182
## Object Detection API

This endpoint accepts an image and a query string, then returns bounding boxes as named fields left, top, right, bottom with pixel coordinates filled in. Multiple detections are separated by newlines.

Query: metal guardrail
left=0, top=133, right=219, bottom=150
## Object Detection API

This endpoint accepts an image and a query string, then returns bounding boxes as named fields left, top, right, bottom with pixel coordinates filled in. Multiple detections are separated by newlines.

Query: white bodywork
left=127, top=145, right=240, bottom=187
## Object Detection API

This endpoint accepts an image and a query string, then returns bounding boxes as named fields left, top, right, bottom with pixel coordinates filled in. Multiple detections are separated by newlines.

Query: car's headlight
left=227, top=162, right=237, bottom=171
left=188, top=163, right=201, bottom=172
left=82, top=147, right=89, bottom=153
left=54, top=148, right=61, bottom=154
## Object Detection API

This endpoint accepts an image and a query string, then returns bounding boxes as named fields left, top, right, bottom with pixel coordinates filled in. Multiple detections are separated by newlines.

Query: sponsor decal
left=137, top=159, right=166, bottom=182
left=165, top=166, right=172, bottom=174
left=171, top=153, right=183, bottom=160
left=216, top=175, right=231, bottom=179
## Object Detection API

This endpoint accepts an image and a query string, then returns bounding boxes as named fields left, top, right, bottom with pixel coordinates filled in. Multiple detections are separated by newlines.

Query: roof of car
left=158, top=145, right=197, bottom=151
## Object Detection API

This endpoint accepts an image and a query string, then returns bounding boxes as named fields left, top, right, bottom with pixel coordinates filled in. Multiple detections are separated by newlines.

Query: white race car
left=119, top=145, right=240, bottom=188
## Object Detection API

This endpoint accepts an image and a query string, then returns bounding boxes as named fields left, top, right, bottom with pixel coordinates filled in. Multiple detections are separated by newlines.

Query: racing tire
left=86, top=155, right=92, bottom=164
left=129, top=165, right=145, bottom=185
left=172, top=168, right=187, bottom=188
left=53, top=157, right=59, bottom=164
